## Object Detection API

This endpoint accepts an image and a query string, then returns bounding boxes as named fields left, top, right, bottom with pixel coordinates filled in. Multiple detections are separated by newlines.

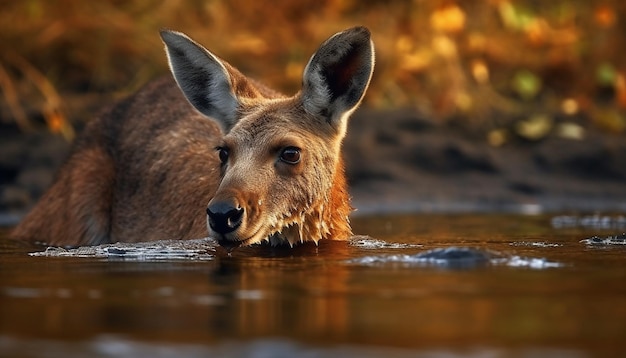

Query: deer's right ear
left=160, top=30, right=239, bottom=132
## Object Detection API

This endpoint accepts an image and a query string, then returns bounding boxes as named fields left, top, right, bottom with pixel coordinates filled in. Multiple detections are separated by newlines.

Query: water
left=1, top=213, right=625, bottom=357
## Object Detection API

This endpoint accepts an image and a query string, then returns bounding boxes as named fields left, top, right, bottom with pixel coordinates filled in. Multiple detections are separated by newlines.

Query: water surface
left=1, top=214, right=625, bottom=357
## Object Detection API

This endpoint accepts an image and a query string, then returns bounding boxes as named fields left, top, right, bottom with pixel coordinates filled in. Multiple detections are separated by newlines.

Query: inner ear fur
left=301, top=26, right=375, bottom=127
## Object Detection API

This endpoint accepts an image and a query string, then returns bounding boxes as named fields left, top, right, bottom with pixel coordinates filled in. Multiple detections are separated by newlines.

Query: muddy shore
left=1, top=107, right=625, bottom=227
left=346, top=108, right=626, bottom=215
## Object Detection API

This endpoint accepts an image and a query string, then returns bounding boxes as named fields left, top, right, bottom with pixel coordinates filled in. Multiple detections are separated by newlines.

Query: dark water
left=1, top=214, right=625, bottom=358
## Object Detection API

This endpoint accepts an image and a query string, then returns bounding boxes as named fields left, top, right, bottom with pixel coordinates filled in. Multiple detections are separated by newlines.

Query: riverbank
left=346, top=108, right=626, bottom=215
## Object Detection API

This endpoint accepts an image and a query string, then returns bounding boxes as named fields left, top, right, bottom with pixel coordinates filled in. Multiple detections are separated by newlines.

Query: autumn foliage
left=0, top=1, right=625, bottom=141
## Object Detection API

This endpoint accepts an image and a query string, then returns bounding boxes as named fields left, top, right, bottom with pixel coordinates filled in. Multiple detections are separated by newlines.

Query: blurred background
left=1, top=0, right=625, bottom=139
left=1, top=0, right=625, bottom=217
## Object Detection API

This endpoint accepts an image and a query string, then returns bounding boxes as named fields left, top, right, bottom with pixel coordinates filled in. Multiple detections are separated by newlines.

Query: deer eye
left=279, top=147, right=301, bottom=164
left=216, top=146, right=229, bottom=164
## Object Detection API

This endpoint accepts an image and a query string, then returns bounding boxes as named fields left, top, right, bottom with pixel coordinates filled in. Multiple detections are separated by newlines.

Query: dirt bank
left=346, top=108, right=626, bottom=215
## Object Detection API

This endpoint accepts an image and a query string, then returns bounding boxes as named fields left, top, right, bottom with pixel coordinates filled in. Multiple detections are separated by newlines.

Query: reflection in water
left=0, top=335, right=587, bottom=358
left=205, top=242, right=352, bottom=342
left=1, top=214, right=626, bottom=357
left=1, top=239, right=355, bottom=344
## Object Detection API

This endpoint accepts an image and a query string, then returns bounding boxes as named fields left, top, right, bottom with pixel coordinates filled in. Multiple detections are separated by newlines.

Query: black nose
left=206, top=201, right=244, bottom=234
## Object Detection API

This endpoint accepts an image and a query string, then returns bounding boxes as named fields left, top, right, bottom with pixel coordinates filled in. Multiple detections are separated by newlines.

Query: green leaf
left=512, top=70, right=542, bottom=100
left=596, top=62, right=617, bottom=86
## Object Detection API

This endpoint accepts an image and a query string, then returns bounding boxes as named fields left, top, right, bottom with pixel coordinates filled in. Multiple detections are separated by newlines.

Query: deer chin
left=212, top=202, right=331, bottom=251
left=205, top=210, right=264, bottom=250
left=211, top=221, right=297, bottom=251
left=212, top=226, right=265, bottom=251
left=264, top=201, right=332, bottom=247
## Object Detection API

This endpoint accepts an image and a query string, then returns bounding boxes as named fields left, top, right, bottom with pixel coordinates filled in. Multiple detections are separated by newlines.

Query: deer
left=11, top=26, right=375, bottom=251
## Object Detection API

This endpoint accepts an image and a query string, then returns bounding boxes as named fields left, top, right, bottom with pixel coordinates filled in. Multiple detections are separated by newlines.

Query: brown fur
left=11, top=27, right=374, bottom=249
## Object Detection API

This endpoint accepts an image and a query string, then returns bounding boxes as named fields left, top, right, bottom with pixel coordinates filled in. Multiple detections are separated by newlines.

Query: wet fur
left=12, top=27, right=374, bottom=248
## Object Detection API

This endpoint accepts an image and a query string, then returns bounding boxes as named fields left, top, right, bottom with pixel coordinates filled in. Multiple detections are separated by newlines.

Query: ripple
left=509, top=241, right=562, bottom=248
left=349, top=236, right=422, bottom=249
left=29, top=238, right=217, bottom=260
left=580, top=233, right=626, bottom=246
left=347, top=247, right=493, bottom=269
left=496, top=256, right=564, bottom=269
left=348, top=247, right=563, bottom=269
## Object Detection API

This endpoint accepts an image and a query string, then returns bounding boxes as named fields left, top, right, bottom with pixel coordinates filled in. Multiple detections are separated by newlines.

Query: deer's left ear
left=301, top=26, right=375, bottom=133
